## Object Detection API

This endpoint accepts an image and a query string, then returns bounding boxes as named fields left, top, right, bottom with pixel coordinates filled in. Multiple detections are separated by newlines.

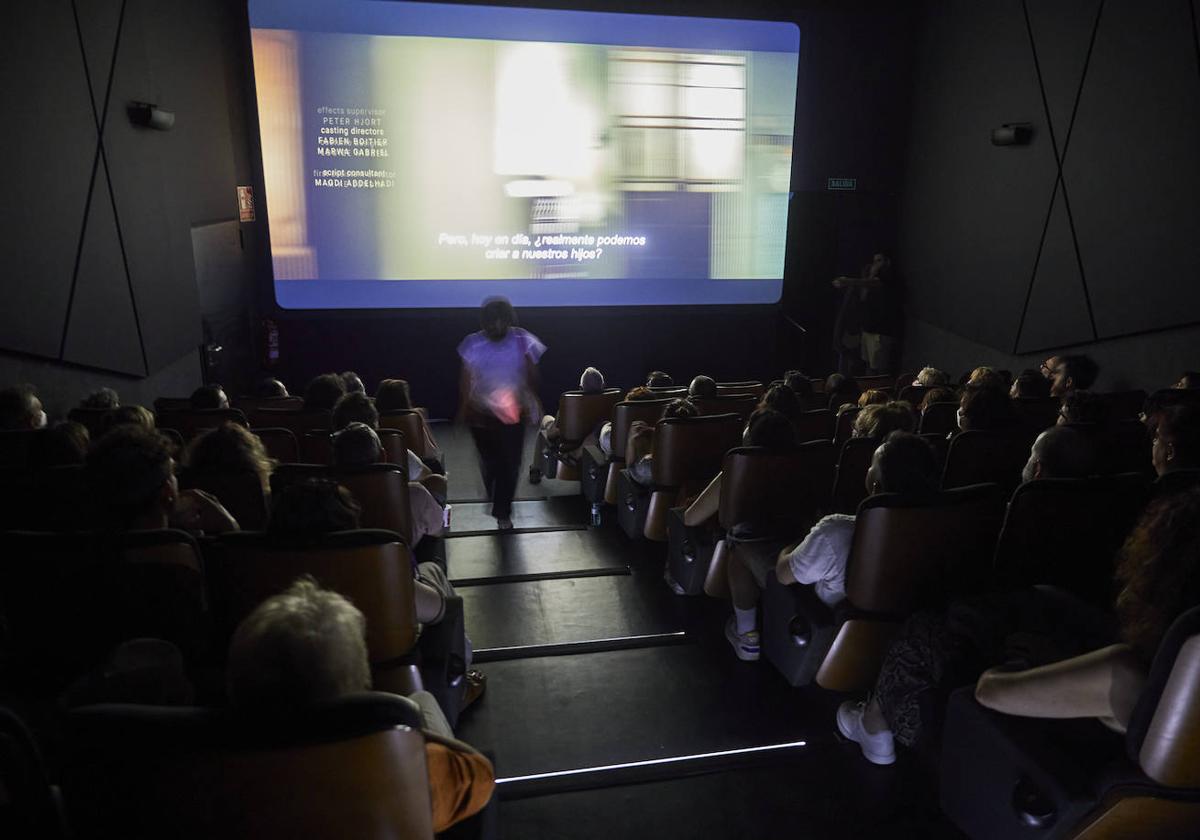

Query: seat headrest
left=1127, top=604, right=1200, bottom=762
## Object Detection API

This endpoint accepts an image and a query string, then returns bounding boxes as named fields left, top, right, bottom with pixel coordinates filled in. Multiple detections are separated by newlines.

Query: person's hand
left=832, top=277, right=847, bottom=289
left=171, top=488, right=240, bottom=534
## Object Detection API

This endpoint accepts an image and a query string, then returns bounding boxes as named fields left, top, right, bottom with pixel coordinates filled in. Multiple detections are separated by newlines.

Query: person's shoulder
left=457, top=331, right=485, bottom=357
left=512, top=327, right=547, bottom=358
left=812, top=514, right=857, bottom=538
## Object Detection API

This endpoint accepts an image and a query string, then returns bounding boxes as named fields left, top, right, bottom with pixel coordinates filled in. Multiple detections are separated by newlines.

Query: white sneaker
left=724, top=616, right=760, bottom=661
left=836, top=700, right=896, bottom=765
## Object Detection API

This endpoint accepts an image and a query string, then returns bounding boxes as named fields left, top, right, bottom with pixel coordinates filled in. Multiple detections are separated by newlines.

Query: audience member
left=782, top=371, right=813, bottom=400
left=913, top=367, right=949, bottom=388
left=340, top=371, right=366, bottom=395
left=28, top=421, right=90, bottom=468
left=688, top=375, right=718, bottom=399
left=1021, top=426, right=1094, bottom=482
left=183, top=422, right=275, bottom=494
left=857, top=389, right=889, bottom=408
left=853, top=401, right=916, bottom=439
left=103, top=404, right=155, bottom=435
left=226, top=578, right=494, bottom=833
left=1010, top=369, right=1051, bottom=399
left=1151, top=404, right=1200, bottom=477
left=189, top=385, right=229, bottom=411
left=754, top=384, right=804, bottom=430
left=375, top=378, right=442, bottom=461
left=1040, top=355, right=1062, bottom=381
left=598, top=386, right=657, bottom=456
left=0, top=384, right=47, bottom=430
left=627, top=399, right=697, bottom=486
left=579, top=366, right=605, bottom=394
left=1058, top=389, right=1109, bottom=427
left=722, top=432, right=939, bottom=661
left=646, top=371, right=673, bottom=388
left=918, top=387, right=957, bottom=414
left=332, top=391, right=379, bottom=431
left=303, top=373, right=347, bottom=412
left=266, top=476, right=360, bottom=537
left=538, top=367, right=608, bottom=447
left=80, top=388, right=120, bottom=410
left=966, top=366, right=1004, bottom=392
left=85, top=426, right=238, bottom=533
left=1049, top=354, right=1099, bottom=398
left=1174, top=371, right=1199, bottom=390
left=825, top=373, right=862, bottom=410
left=256, top=378, right=289, bottom=398
left=957, top=385, right=1017, bottom=432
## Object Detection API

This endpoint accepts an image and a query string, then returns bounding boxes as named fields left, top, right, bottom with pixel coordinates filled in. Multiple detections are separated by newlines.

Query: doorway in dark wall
left=191, top=220, right=259, bottom=397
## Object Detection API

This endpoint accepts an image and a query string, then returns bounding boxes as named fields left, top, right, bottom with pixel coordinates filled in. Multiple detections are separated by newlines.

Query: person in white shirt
left=724, top=431, right=940, bottom=662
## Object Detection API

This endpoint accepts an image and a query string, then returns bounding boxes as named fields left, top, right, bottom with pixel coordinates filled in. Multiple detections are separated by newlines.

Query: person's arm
left=170, top=489, right=240, bottom=534
left=683, top=473, right=722, bottom=527
left=414, top=579, right=446, bottom=625
left=832, top=275, right=883, bottom=290
left=974, top=644, right=1147, bottom=732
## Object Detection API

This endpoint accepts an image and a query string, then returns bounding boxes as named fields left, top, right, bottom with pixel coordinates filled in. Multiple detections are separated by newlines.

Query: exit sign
left=827, top=177, right=857, bottom=191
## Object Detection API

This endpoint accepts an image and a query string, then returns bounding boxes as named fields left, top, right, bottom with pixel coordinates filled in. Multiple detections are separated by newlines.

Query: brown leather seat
left=716, top=381, right=765, bottom=398
left=830, top=436, right=878, bottom=515
left=246, top=408, right=333, bottom=440
left=691, top=394, right=757, bottom=420
left=63, top=693, right=434, bottom=840
left=0, top=429, right=44, bottom=468
left=272, top=464, right=413, bottom=546
left=0, top=530, right=209, bottom=698
left=206, top=530, right=418, bottom=693
left=795, top=409, right=836, bottom=443
left=178, top=469, right=269, bottom=531
left=942, top=428, right=1038, bottom=494
left=232, top=395, right=304, bottom=413
left=252, top=427, right=299, bottom=464
left=642, top=413, right=745, bottom=540
left=761, top=484, right=1007, bottom=688
left=940, top=605, right=1200, bottom=840
left=897, top=385, right=928, bottom=406
left=1096, top=389, right=1148, bottom=422
left=993, top=474, right=1150, bottom=604
left=855, top=375, right=894, bottom=393
left=918, top=401, right=959, bottom=435
left=378, top=411, right=430, bottom=459
left=66, top=407, right=113, bottom=439
left=602, top=398, right=676, bottom=504
left=1012, top=396, right=1060, bottom=431
left=153, top=397, right=192, bottom=413
left=536, top=389, right=623, bottom=480
left=156, top=409, right=249, bottom=441
left=834, top=407, right=860, bottom=445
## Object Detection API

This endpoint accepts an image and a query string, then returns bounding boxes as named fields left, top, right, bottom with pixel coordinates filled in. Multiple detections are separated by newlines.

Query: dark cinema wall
left=0, top=0, right=917, bottom=418
left=897, top=0, right=1200, bottom=389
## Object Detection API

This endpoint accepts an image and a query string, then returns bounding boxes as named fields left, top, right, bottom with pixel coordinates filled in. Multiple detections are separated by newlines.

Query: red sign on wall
left=237, top=186, right=255, bottom=222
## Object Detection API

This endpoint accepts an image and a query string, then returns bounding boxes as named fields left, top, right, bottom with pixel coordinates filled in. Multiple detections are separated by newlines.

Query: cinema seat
left=830, top=436, right=878, bottom=515
left=1104, top=420, right=1153, bottom=476
left=178, top=469, right=268, bottom=531
left=155, top=408, right=249, bottom=440
left=0, top=429, right=41, bottom=468
left=897, top=384, right=928, bottom=406
left=939, top=605, right=1200, bottom=840
left=795, top=409, right=836, bottom=443
left=716, top=381, right=765, bottom=398
left=942, top=428, right=1038, bottom=494
left=834, top=407, right=860, bottom=445
left=152, top=397, right=193, bottom=413
left=637, top=413, right=744, bottom=541
left=0, top=465, right=91, bottom=532
left=379, top=410, right=432, bottom=459
left=692, top=394, right=757, bottom=421
left=533, top=388, right=622, bottom=481
left=594, top=398, right=675, bottom=508
left=1096, top=389, right=1148, bottom=423
left=272, top=464, right=413, bottom=545
left=0, top=706, right=67, bottom=839
left=233, top=395, right=304, bottom=413
left=66, top=407, right=112, bottom=440
left=993, top=475, right=1149, bottom=605
left=919, top=401, right=959, bottom=435
left=252, top=427, right=299, bottom=464
left=666, top=442, right=836, bottom=595
left=1013, top=397, right=1061, bottom=431
left=0, top=530, right=209, bottom=699
left=855, top=375, right=894, bottom=393
left=761, top=483, right=1006, bottom=688
left=246, top=407, right=333, bottom=440
left=62, top=693, right=433, bottom=840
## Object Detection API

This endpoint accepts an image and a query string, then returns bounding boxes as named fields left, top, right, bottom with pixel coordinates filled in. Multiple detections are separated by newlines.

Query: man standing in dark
left=832, top=253, right=899, bottom=375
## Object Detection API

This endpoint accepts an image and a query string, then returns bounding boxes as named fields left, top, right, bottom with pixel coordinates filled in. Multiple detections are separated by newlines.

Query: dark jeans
left=470, top=422, right=525, bottom=519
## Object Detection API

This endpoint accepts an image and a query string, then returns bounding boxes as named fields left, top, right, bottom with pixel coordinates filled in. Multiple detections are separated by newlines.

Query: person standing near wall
left=457, top=297, right=546, bottom=529
left=832, top=253, right=899, bottom=375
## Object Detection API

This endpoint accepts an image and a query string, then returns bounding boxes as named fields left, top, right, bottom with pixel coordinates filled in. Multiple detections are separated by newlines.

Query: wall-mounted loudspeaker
left=127, top=102, right=175, bottom=131
left=991, top=123, right=1033, bottom=146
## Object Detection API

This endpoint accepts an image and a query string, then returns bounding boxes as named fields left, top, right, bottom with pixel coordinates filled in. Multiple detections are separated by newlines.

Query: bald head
left=1022, top=427, right=1094, bottom=482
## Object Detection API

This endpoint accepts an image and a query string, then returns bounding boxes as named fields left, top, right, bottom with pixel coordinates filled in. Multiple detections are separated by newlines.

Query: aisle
left=439, top=431, right=962, bottom=839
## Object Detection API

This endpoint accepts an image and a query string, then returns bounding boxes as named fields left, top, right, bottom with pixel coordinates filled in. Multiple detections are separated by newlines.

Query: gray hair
left=579, top=367, right=605, bottom=393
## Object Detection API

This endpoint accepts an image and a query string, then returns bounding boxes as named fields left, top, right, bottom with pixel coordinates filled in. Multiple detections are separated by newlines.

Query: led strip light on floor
left=495, top=740, right=809, bottom=785
left=473, top=631, right=687, bottom=659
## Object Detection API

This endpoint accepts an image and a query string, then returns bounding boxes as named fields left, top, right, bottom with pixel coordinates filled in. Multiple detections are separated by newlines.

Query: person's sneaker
left=724, top=616, right=760, bottom=661
left=836, top=700, right=896, bottom=765
left=497, top=517, right=514, bottom=530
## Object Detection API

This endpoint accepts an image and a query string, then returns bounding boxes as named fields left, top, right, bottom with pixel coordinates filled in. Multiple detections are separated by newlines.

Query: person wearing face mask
left=0, top=384, right=48, bottom=430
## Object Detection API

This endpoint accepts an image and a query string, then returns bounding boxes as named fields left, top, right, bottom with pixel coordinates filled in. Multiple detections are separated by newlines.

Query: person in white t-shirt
left=724, top=431, right=940, bottom=662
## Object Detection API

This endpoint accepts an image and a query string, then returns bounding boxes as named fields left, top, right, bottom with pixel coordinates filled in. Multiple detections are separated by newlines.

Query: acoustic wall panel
left=0, top=2, right=98, bottom=359
left=74, top=0, right=125, bottom=115
left=898, top=0, right=1055, bottom=352
left=1024, top=0, right=1104, bottom=150
left=1064, top=0, right=1200, bottom=338
left=61, top=176, right=145, bottom=374
left=1016, top=185, right=1094, bottom=353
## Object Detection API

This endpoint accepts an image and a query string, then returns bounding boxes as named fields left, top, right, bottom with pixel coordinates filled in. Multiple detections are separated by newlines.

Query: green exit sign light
left=827, top=178, right=857, bottom=191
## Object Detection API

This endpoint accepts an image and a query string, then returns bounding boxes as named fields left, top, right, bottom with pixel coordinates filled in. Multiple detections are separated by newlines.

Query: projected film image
left=249, top=1, right=800, bottom=308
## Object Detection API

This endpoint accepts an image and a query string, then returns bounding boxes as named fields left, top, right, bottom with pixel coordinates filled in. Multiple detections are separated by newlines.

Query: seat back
left=153, top=397, right=192, bottom=413
left=1104, top=419, right=1152, bottom=476
left=178, top=469, right=269, bottom=531
left=942, top=429, right=1037, bottom=494
left=0, top=465, right=93, bottom=532
left=246, top=408, right=333, bottom=440
left=272, top=465, right=412, bottom=544
left=156, top=409, right=249, bottom=441
left=0, top=429, right=40, bottom=468
left=855, top=375, right=894, bottom=393
left=716, top=381, right=765, bottom=398
left=897, top=384, right=927, bottom=406
left=301, top=431, right=334, bottom=465
left=66, top=407, right=113, bottom=440
left=919, top=401, right=959, bottom=435
left=834, top=407, right=860, bottom=445
left=0, top=530, right=208, bottom=696
left=1011, top=397, right=1060, bottom=431
left=0, top=706, right=63, bottom=839
left=378, top=411, right=428, bottom=458
left=554, top=389, right=623, bottom=443
left=63, top=694, right=433, bottom=840
left=252, top=427, right=299, bottom=464
left=651, top=414, right=745, bottom=492
left=718, top=443, right=837, bottom=535
left=1097, top=389, right=1148, bottom=422
left=610, top=399, right=674, bottom=464
left=207, top=531, right=418, bottom=671
left=993, top=475, right=1149, bottom=603
left=692, top=394, right=757, bottom=420
left=831, top=436, right=879, bottom=515
left=844, top=484, right=1007, bottom=614
left=794, top=409, right=836, bottom=443
left=233, top=395, right=304, bottom=413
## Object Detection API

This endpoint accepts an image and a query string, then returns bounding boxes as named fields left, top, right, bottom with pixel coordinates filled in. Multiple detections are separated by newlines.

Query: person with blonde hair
left=913, top=367, right=949, bottom=388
